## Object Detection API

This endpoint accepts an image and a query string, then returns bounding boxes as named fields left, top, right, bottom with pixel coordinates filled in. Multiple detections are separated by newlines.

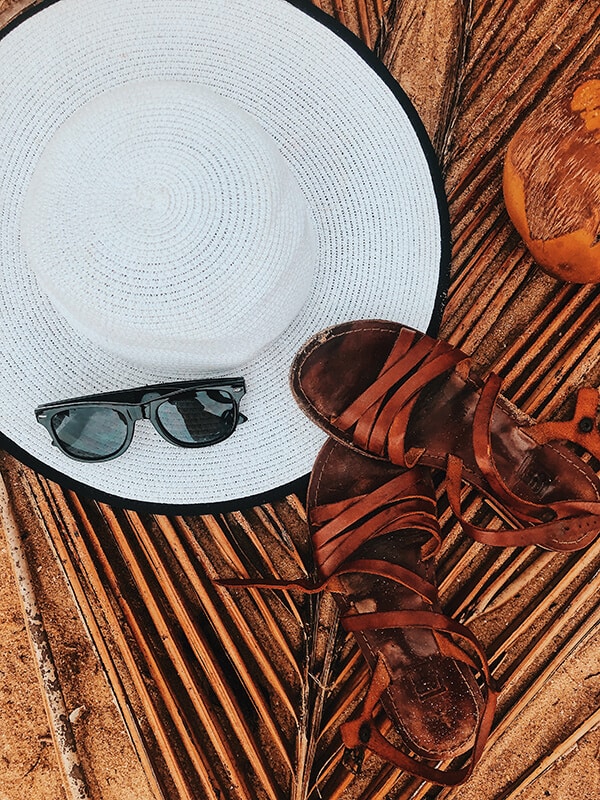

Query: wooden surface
left=1, top=1, right=600, bottom=799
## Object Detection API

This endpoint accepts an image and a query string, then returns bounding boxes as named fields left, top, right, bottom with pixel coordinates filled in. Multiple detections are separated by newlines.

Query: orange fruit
left=503, top=76, right=600, bottom=283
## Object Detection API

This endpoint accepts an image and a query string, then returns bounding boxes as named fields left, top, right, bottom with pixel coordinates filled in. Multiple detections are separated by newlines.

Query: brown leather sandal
left=305, top=439, right=497, bottom=785
left=221, top=439, right=498, bottom=784
left=291, top=319, right=600, bottom=552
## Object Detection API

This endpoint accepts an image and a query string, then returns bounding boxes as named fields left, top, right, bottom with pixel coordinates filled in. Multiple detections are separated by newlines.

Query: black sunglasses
left=35, top=377, right=247, bottom=462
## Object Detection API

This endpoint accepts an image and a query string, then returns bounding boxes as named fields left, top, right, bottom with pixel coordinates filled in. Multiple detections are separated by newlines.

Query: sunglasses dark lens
left=51, top=406, right=130, bottom=460
left=155, top=389, right=236, bottom=445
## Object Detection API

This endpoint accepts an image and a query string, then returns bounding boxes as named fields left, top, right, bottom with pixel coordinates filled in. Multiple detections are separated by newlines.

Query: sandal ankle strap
left=446, top=454, right=600, bottom=551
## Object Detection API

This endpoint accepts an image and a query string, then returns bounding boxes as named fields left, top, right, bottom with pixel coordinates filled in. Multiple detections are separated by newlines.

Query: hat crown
left=22, top=80, right=318, bottom=371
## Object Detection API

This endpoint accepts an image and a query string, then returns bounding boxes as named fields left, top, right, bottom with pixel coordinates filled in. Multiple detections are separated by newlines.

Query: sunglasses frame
left=35, top=377, right=247, bottom=462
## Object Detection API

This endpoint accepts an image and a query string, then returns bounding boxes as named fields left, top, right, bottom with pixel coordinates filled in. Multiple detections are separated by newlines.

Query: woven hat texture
left=0, top=0, right=447, bottom=511
left=22, top=80, right=317, bottom=372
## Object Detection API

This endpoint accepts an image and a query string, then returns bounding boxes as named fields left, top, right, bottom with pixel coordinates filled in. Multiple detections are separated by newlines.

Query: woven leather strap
left=332, top=328, right=467, bottom=464
left=446, top=454, right=600, bottom=551
left=310, top=466, right=441, bottom=577
left=218, top=468, right=441, bottom=590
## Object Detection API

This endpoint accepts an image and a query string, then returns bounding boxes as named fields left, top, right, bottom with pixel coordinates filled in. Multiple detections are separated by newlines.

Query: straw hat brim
left=0, top=0, right=449, bottom=513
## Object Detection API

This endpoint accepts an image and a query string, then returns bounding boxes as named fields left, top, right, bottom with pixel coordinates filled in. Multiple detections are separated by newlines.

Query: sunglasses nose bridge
left=139, top=399, right=156, bottom=421
left=126, top=404, right=146, bottom=422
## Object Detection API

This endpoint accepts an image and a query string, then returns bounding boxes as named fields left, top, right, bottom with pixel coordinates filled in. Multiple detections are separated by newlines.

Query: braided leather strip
left=309, top=477, right=498, bottom=784
left=216, top=470, right=440, bottom=590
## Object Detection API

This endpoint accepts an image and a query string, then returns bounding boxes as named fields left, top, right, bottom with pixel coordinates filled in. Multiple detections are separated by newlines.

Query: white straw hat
left=0, top=0, right=449, bottom=512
